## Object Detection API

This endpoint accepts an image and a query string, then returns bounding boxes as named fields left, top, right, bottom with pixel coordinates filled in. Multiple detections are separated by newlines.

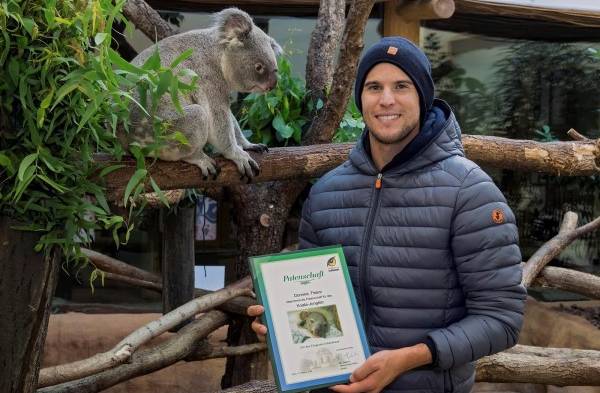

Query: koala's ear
left=270, top=38, right=283, bottom=56
left=214, top=8, right=253, bottom=48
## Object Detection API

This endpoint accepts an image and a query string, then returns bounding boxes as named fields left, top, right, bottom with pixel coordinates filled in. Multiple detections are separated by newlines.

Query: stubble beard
left=369, top=120, right=419, bottom=146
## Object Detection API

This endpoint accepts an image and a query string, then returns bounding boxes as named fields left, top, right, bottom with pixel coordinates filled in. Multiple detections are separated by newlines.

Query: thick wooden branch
left=206, top=345, right=600, bottom=392
left=38, top=280, right=252, bottom=387
left=187, top=342, right=267, bottom=361
left=38, top=310, right=229, bottom=393
left=122, top=0, right=178, bottom=41
left=304, top=0, right=377, bottom=144
left=82, top=248, right=161, bottom=283
left=522, top=212, right=600, bottom=287
left=533, top=266, right=600, bottom=300
left=476, top=345, right=600, bottom=386
left=396, top=0, right=455, bottom=21
left=99, top=136, right=600, bottom=201
left=102, top=271, right=162, bottom=292
left=305, top=0, right=345, bottom=108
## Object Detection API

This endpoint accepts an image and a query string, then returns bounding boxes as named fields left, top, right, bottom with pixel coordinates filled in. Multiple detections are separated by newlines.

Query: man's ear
left=214, top=7, right=253, bottom=48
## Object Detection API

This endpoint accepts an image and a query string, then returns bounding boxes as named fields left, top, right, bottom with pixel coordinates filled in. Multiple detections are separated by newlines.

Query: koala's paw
left=231, top=153, right=260, bottom=181
left=186, top=156, right=219, bottom=180
left=244, top=143, right=269, bottom=153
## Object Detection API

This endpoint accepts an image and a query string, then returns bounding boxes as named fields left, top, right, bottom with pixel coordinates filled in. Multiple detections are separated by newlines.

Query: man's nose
left=379, top=88, right=394, bottom=106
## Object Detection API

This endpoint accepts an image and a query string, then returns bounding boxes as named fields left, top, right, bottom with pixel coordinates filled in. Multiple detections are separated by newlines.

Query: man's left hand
left=330, top=344, right=432, bottom=393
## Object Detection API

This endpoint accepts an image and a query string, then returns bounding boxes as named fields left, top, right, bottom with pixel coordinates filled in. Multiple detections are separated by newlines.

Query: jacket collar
left=349, top=99, right=464, bottom=176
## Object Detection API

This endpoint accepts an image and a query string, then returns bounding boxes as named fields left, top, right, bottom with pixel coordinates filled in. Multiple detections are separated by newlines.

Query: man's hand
left=247, top=304, right=267, bottom=342
left=330, top=344, right=432, bottom=393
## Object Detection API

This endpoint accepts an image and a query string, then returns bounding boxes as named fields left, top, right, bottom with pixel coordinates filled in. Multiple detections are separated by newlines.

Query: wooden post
left=383, top=0, right=456, bottom=44
left=0, top=217, right=60, bottom=393
left=161, top=206, right=195, bottom=331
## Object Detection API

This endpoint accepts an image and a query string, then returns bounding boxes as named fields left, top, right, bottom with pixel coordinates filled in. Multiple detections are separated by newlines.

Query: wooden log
left=160, top=206, right=196, bottom=331
left=454, top=0, right=600, bottom=27
left=99, top=136, right=600, bottom=201
left=81, top=248, right=161, bottom=283
left=0, top=218, right=60, bottom=393
left=37, top=311, right=229, bottom=393
left=522, top=212, right=600, bottom=287
left=476, top=347, right=600, bottom=386
left=384, top=1, right=420, bottom=43
left=532, top=266, right=600, bottom=299
left=38, top=283, right=250, bottom=388
left=397, top=0, right=455, bottom=21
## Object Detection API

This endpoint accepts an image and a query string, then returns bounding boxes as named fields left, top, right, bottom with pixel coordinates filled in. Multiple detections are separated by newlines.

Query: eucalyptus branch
left=38, top=281, right=251, bottom=387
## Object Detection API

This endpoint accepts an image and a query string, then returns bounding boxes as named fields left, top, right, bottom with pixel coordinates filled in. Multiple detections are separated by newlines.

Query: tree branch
left=305, top=0, right=345, bottom=111
left=37, top=311, right=229, bottom=393
left=98, top=136, right=600, bottom=202
left=533, top=266, right=600, bottom=299
left=522, top=211, right=600, bottom=287
left=38, top=281, right=251, bottom=387
left=304, top=0, right=377, bottom=144
left=122, top=0, right=178, bottom=42
left=476, top=345, right=600, bottom=386
left=82, top=248, right=161, bottom=284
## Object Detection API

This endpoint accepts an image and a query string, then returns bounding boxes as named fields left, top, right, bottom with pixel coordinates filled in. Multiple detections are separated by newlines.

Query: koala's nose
left=266, top=74, right=278, bottom=91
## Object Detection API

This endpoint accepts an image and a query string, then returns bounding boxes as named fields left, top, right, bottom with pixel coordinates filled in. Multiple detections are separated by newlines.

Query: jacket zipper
left=358, top=172, right=383, bottom=332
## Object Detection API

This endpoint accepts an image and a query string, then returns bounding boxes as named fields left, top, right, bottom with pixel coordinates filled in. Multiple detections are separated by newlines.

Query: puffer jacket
left=299, top=100, right=527, bottom=393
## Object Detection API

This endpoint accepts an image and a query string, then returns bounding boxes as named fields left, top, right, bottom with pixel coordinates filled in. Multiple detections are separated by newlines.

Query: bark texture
left=37, top=311, right=228, bottom=393
left=305, top=0, right=345, bottom=109
left=100, top=137, right=600, bottom=201
left=122, top=0, right=178, bottom=41
left=522, top=212, right=600, bottom=287
left=0, top=218, right=60, bottom=393
left=304, top=0, right=377, bottom=144
left=533, top=266, right=600, bottom=299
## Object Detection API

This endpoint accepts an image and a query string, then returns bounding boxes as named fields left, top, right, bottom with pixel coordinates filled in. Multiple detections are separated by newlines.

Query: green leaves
left=0, top=0, right=195, bottom=261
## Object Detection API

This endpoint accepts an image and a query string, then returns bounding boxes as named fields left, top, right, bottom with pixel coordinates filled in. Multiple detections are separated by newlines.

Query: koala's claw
left=245, top=143, right=269, bottom=153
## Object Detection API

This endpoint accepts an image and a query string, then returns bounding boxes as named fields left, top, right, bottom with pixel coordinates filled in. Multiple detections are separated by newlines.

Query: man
left=248, top=36, right=527, bottom=393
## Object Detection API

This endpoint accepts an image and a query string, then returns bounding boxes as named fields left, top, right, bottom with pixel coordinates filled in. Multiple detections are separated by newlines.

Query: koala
left=298, top=310, right=329, bottom=338
left=125, top=8, right=281, bottom=179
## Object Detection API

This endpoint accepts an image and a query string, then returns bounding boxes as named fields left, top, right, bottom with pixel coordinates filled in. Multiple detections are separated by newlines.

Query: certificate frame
left=249, top=245, right=370, bottom=393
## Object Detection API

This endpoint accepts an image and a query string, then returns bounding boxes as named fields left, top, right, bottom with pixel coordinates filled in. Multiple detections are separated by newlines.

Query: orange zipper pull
left=375, top=173, right=382, bottom=189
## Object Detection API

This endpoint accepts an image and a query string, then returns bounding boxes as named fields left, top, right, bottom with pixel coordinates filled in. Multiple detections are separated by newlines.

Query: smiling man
left=249, top=36, right=526, bottom=393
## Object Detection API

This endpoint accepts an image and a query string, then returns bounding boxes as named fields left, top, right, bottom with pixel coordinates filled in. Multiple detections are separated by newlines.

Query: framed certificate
left=249, top=245, right=370, bottom=393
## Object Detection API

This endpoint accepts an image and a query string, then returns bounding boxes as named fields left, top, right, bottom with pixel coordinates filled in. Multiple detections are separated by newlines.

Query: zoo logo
left=327, top=257, right=339, bottom=272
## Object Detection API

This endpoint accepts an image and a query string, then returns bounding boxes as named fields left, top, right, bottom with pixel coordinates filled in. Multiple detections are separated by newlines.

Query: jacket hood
left=349, top=99, right=464, bottom=176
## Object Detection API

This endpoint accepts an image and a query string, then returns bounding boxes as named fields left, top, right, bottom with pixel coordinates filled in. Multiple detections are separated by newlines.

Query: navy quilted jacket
left=299, top=100, right=527, bottom=393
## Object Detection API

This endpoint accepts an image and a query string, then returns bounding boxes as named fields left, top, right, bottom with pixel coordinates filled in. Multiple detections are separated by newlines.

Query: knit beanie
left=354, top=37, right=434, bottom=125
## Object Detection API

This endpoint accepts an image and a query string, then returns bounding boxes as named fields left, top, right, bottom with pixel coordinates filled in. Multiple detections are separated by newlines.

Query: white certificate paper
left=250, top=246, right=370, bottom=393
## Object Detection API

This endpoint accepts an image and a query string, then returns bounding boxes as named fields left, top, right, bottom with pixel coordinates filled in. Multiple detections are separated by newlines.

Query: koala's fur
left=299, top=310, right=329, bottom=338
left=125, top=8, right=281, bottom=178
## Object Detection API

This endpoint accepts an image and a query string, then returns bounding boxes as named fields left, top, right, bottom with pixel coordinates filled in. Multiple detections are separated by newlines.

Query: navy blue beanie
left=354, top=37, right=434, bottom=124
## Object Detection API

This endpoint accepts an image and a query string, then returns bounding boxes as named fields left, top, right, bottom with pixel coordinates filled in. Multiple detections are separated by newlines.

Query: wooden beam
left=160, top=207, right=195, bottom=331
left=397, top=0, right=455, bottom=21
left=98, top=137, right=600, bottom=202
left=383, top=1, right=420, bottom=44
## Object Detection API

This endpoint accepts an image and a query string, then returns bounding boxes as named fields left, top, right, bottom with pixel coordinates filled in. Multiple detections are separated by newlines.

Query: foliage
left=237, top=56, right=309, bottom=146
left=423, top=32, right=501, bottom=136
left=237, top=55, right=365, bottom=146
left=493, top=41, right=600, bottom=140
left=0, top=0, right=194, bottom=262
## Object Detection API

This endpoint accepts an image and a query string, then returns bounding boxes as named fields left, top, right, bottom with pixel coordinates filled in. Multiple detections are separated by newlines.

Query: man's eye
left=367, top=85, right=380, bottom=91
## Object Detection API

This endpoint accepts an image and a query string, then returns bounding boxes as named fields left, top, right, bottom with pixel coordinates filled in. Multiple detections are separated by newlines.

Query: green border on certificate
left=249, top=245, right=370, bottom=393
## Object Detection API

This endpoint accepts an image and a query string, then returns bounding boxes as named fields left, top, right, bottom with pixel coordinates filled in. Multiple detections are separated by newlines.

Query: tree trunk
left=0, top=217, right=59, bottom=393
left=221, top=181, right=305, bottom=388
left=161, top=206, right=195, bottom=331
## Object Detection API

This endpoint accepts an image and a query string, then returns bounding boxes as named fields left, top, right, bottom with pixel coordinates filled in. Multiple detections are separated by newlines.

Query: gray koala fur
left=124, top=7, right=282, bottom=178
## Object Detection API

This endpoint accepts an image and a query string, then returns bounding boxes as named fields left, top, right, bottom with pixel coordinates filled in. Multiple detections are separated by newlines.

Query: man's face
left=360, top=62, right=420, bottom=145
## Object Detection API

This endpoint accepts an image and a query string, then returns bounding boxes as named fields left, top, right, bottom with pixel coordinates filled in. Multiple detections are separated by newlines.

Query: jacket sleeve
left=427, top=167, right=527, bottom=370
left=298, top=195, right=319, bottom=249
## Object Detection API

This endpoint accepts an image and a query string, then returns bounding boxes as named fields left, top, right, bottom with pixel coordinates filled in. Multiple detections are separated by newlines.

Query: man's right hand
left=247, top=304, right=267, bottom=342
